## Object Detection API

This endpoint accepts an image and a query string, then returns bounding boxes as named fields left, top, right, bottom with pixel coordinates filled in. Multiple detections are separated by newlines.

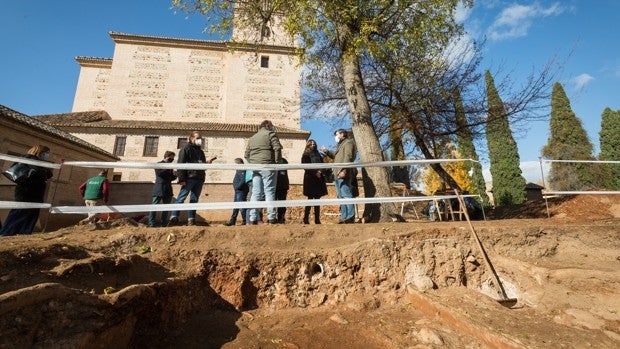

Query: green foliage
left=484, top=71, right=526, bottom=206
left=599, top=107, right=620, bottom=190
left=454, top=88, right=490, bottom=207
left=541, top=82, right=595, bottom=190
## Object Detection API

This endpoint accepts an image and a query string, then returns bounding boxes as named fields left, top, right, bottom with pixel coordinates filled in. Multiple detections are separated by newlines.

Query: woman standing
left=0, top=145, right=53, bottom=236
left=301, top=139, right=328, bottom=224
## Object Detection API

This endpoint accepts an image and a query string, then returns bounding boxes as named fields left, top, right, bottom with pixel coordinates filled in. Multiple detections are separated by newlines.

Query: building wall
left=68, top=130, right=306, bottom=184
left=69, top=34, right=306, bottom=184
left=0, top=121, right=117, bottom=232
left=72, top=64, right=111, bottom=112
left=73, top=38, right=301, bottom=130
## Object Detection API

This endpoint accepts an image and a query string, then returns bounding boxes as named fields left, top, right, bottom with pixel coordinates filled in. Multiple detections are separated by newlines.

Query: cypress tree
left=484, top=71, right=526, bottom=206
left=454, top=87, right=491, bottom=207
left=542, top=82, right=595, bottom=190
left=599, top=107, right=620, bottom=190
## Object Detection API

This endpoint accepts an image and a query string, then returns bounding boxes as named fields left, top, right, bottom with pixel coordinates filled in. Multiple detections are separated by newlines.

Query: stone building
left=38, top=31, right=309, bottom=183
left=0, top=105, right=118, bottom=230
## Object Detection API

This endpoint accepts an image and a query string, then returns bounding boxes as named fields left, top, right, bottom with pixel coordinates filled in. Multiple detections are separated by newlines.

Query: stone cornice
left=109, top=32, right=299, bottom=55
left=74, top=57, right=113, bottom=68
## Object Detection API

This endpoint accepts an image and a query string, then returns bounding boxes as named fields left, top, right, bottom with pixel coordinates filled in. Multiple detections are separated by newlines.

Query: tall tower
left=231, top=1, right=296, bottom=47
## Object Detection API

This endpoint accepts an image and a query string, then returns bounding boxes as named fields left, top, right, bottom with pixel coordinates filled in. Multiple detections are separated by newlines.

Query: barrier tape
left=541, top=159, right=620, bottom=164
left=61, top=158, right=475, bottom=171
left=542, top=191, right=620, bottom=195
left=0, top=154, right=62, bottom=169
left=49, top=195, right=477, bottom=215
left=0, top=201, right=51, bottom=209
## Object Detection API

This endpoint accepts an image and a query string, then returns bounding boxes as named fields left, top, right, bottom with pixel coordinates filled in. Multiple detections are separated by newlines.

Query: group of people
left=0, top=120, right=359, bottom=235
left=147, top=121, right=359, bottom=227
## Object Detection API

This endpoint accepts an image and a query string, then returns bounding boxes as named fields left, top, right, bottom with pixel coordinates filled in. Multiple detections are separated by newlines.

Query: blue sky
left=1, top=1, right=618, bottom=183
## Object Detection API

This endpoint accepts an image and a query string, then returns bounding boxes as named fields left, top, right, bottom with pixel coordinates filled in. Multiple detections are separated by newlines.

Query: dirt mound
left=489, top=194, right=620, bottom=220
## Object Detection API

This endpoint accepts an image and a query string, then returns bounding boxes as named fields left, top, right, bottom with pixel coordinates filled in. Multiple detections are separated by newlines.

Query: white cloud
left=572, top=73, right=594, bottom=90
left=487, top=2, right=566, bottom=41
left=482, top=161, right=549, bottom=186
left=520, top=160, right=549, bottom=184
left=454, top=3, right=473, bottom=23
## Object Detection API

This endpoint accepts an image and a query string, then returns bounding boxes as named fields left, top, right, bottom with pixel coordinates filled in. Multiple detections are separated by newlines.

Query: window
left=112, top=172, right=122, bottom=181
left=143, top=136, right=159, bottom=157
left=260, top=55, right=269, bottom=68
left=177, top=137, right=188, bottom=150
left=113, top=136, right=126, bottom=156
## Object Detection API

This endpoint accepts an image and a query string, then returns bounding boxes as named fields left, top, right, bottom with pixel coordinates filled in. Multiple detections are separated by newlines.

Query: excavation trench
left=0, top=227, right=521, bottom=347
left=1, top=222, right=618, bottom=348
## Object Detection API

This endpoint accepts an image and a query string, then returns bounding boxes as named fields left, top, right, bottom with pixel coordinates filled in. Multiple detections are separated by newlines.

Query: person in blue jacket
left=225, top=158, right=249, bottom=226
left=148, top=151, right=177, bottom=227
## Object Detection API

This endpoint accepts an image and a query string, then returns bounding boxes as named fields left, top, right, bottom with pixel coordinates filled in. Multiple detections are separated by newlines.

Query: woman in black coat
left=1, top=145, right=53, bottom=236
left=301, top=139, right=328, bottom=224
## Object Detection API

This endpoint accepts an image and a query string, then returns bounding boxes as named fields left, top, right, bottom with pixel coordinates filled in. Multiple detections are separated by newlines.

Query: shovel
left=454, top=190, right=518, bottom=308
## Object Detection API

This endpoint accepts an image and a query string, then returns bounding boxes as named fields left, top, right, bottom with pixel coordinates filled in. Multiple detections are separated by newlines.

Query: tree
left=542, top=82, right=595, bottom=191
left=173, top=0, right=474, bottom=222
left=173, top=0, right=556, bottom=218
left=454, top=87, right=490, bottom=206
left=484, top=71, right=526, bottom=206
left=599, top=107, right=620, bottom=190
left=422, top=148, right=473, bottom=195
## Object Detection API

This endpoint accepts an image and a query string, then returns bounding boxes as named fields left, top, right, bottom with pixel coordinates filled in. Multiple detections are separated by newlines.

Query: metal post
left=539, top=157, right=550, bottom=218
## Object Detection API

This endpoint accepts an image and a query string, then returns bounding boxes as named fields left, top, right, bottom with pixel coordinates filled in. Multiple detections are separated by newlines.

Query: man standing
left=169, top=131, right=216, bottom=226
left=148, top=151, right=177, bottom=227
left=321, top=129, right=357, bottom=223
left=79, top=169, right=109, bottom=223
left=245, top=120, right=282, bottom=224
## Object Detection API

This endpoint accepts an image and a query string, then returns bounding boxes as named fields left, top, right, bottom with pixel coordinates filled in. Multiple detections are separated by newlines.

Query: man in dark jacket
left=224, top=158, right=249, bottom=226
left=245, top=120, right=282, bottom=224
left=148, top=151, right=177, bottom=227
left=169, top=131, right=216, bottom=226
left=0, top=145, right=53, bottom=236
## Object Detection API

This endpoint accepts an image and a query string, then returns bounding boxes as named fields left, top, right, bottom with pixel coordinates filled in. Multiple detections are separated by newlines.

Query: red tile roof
left=35, top=111, right=310, bottom=137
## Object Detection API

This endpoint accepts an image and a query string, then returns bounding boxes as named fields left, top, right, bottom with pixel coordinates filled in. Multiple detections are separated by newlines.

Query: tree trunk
left=340, top=51, right=399, bottom=222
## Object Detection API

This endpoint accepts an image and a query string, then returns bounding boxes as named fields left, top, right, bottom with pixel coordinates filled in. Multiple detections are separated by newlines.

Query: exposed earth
left=0, top=194, right=619, bottom=348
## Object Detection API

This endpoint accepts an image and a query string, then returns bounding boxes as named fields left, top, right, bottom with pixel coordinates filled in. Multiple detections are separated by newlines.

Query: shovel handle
left=454, top=189, right=510, bottom=300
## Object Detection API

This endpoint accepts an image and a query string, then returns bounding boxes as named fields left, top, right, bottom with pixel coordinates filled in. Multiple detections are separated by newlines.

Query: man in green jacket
left=245, top=120, right=282, bottom=224
left=321, top=129, right=357, bottom=223
left=79, top=169, right=110, bottom=223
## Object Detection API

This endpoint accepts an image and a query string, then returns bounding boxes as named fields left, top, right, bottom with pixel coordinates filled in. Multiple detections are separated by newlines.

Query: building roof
left=34, top=111, right=310, bottom=137
left=525, top=182, right=545, bottom=190
left=0, top=105, right=118, bottom=159
left=107, top=32, right=299, bottom=55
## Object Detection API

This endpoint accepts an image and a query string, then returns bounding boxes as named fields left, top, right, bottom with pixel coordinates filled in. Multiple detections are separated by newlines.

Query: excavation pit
left=0, top=203, right=619, bottom=348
